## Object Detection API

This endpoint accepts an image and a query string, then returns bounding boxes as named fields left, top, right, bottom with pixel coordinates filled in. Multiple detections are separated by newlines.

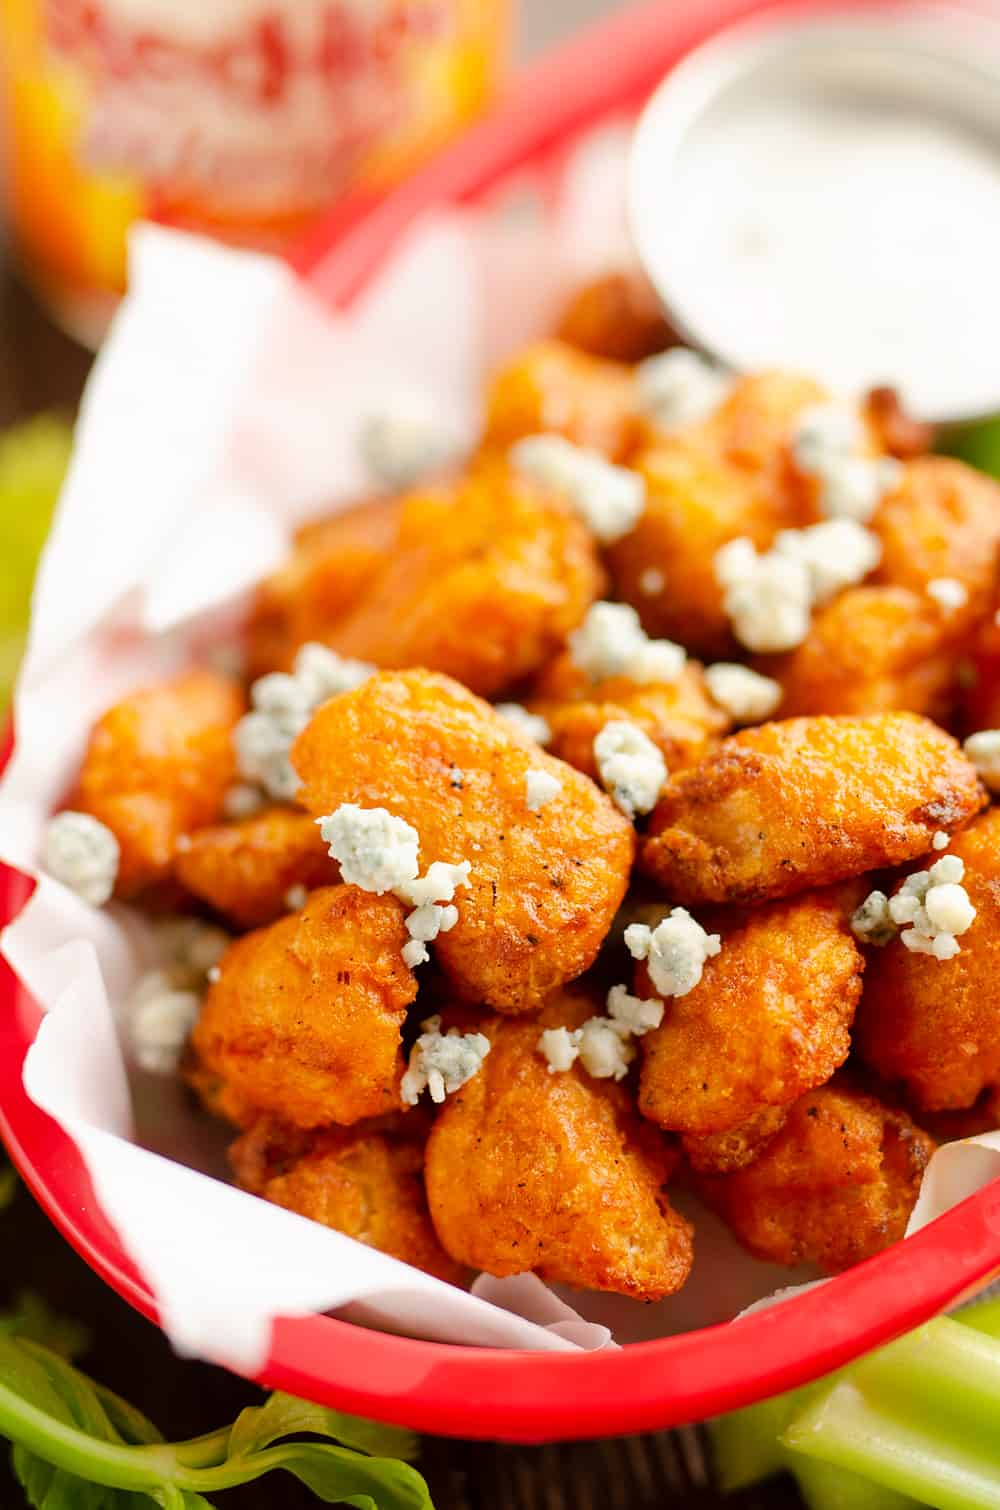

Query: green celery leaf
left=939, top=418, right=1000, bottom=481
left=11, top=1444, right=143, bottom=1510
left=227, top=1393, right=418, bottom=1464
left=88, top=1386, right=163, bottom=1450
left=238, top=1442, right=433, bottom=1508
left=1, top=1293, right=92, bottom=1362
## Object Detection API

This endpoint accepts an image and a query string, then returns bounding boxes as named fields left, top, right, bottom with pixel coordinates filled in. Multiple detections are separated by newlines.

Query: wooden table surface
left=0, top=258, right=801, bottom=1510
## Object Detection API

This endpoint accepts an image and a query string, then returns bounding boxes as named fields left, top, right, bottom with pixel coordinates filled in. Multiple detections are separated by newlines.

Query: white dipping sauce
left=632, top=18, right=1000, bottom=421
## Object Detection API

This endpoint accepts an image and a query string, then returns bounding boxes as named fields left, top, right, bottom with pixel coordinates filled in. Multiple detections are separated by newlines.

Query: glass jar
left=0, top=0, right=511, bottom=345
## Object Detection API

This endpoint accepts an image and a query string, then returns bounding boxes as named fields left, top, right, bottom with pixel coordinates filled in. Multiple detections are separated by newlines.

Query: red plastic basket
left=3, top=0, right=1000, bottom=1445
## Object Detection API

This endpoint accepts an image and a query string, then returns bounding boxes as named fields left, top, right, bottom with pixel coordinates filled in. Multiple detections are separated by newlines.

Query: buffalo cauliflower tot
left=872, top=457, right=1000, bottom=620
left=74, top=670, right=244, bottom=897
left=292, top=670, right=634, bottom=1014
left=189, top=885, right=416, bottom=1129
left=424, top=995, right=694, bottom=1299
left=700, top=1080, right=935, bottom=1271
left=641, top=713, right=985, bottom=905
left=855, top=809, right=1000, bottom=1112
left=230, top=1117, right=462, bottom=1284
left=482, top=339, right=638, bottom=461
left=637, top=892, right=863, bottom=1165
left=554, top=269, right=677, bottom=363
left=175, top=807, right=337, bottom=928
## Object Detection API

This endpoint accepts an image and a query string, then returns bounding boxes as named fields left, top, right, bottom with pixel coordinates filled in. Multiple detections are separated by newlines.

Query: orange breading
left=855, top=808, right=1000, bottom=1112
left=960, top=612, right=1000, bottom=736
left=281, top=463, right=603, bottom=700
left=423, top=994, right=694, bottom=1300
left=699, top=1080, right=935, bottom=1271
left=681, top=1105, right=791, bottom=1175
left=763, top=586, right=965, bottom=720
left=482, top=339, right=638, bottom=461
left=698, top=370, right=830, bottom=475
left=641, top=713, right=985, bottom=906
left=554, top=269, right=676, bottom=364
left=528, top=653, right=729, bottom=782
left=174, top=807, right=337, bottom=928
left=920, top=1086, right=1000, bottom=1144
left=291, top=670, right=635, bottom=1015
left=863, top=387, right=935, bottom=461
left=189, top=884, right=416, bottom=1129
left=230, top=1117, right=463, bottom=1284
left=247, top=496, right=401, bottom=677
left=75, top=670, right=244, bottom=897
left=637, top=891, right=863, bottom=1149
left=872, top=457, right=1000, bottom=620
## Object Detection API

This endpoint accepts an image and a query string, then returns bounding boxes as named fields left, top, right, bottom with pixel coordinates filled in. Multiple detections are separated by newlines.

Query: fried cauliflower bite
left=863, top=387, right=934, bottom=461
left=637, top=892, right=862, bottom=1162
left=174, top=808, right=337, bottom=929
left=872, top=457, right=1000, bottom=620
left=230, top=1117, right=463, bottom=1284
left=482, top=339, right=638, bottom=461
left=681, top=1105, right=791, bottom=1175
left=554, top=269, right=676, bottom=364
left=248, top=496, right=401, bottom=677
left=74, top=670, right=244, bottom=897
left=697, top=371, right=829, bottom=474
left=855, top=809, right=1000, bottom=1113
left=424, top=994, right=693, bottom=1300
left=188, top=884, right=416, bottom=1129
left=292, top=670, right=635, bottom=1014
left=288, top=463, right=603, bottom=700
left=528, top=653, right=729, bottom=782
left=699, top=1081, right=935, bottom=1272
left=763, top=586, right=965, bottom=720
left=641, top=713, right=985, bottom=906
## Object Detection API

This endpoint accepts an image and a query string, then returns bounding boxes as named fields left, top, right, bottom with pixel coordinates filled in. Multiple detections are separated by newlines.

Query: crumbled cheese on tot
left=525, top=768, right=561, bottom=813
left=318, top=804, right=420, bottom=894
left=576, top=1017, right=635, bottom=1081
left=790, top=404, right=902, bottom=523
left=886, top=854, right=976, bottom=960
left=128, top=970, right=201, bottom=1076
left=395, top=859, right=469, bottom=968
left=569, top=601, right=686, bottom=684
left=536, top=987, right=661, bottom=1080
left=396, top=860, right=471, bottom=910
left=791, top=403, right=865, bottom=474
left=495, top=702, right=552, bottom=746
left=927, top=578, right=969, bottom=612
left=606, top=983, right=663, bottom=1037
left=537, top=1026, right=581, bottom=1074
left=714, top=538, right=813, bottom=653
left=359, top=397, right=462, bottom=491
left=773, top=519, right=881, bottom=605
left=851, top=889, right=896, bottom=947
left=704, top=662, right=782, bottom=724
left=510, top=434, right=645, bottom=544
left=293, top=642, right=374, bottom=705
left=401, top=1015, right=491, bottom=1105
left=625, top=908, right=722, bottom=998
left=42, top=811, right=120, bottom=907
left=222, top=783, right=266, bottom=820
left=635, top=348, right=731, bottom=429
left=932, top=830, right=950, bottom=851
left=964, top=730, right=1000, bottom=791
left=593, top=720, right=667, bottom=819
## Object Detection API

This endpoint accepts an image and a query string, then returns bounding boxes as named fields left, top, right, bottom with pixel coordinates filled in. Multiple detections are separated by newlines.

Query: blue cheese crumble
left=635, top=348, right=731, bottom=430
left=964, top=730, right=1000, bottom=791
left=593, top=720, right=667, bottom=819
left=790, top=403, right=902, bottom=523
left=128, top=918, right=229, bottom=1074
left=569, top=601, right=686, bottom=684
left=401, top=1015, right=491, bottom=1105
left=42, top=811, right=120, bottom=906
left=318, top=804, right=420, bottom=895
left=854, top=855, right=977, bottom=959
left=510, top=434, right=645, bottom=544
left=495, top=702, right=552, bottom=746
left=927, top=578, right=969, bottom=613
left=625, top=909, right=722, bottom=997
left=525, top=767, right=561, bottom=813
left=704, top=662, right=782, bottom=724
left=359, top=396, right=462, bottom=491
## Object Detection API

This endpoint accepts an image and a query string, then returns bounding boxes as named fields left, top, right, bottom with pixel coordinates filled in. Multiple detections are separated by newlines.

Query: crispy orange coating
left=424, top=994, right=694, bottom=1299
left=763, top=586, right=965, bottom=720
left=230, top=1117, right=462, bottom=1283
left=920, top=1086, right=1000, bottom=1143
left=699, top=1081, right=935, bottom=1272
left=482, top=339, right=638, bottom=461
left=698, top=371, right=829, bottom=474
left=638, top=891, right=862, bottom=1149
left=554, top=269, right=676, bottom=363
left=873, top=457, right=1000, bottom=620
left=292, top=670, right=635, bottom=1014
left=271, top=463, right=603, bottom=699
left=641, top=713, right=985, bottom=906
left=247, top=497, right=401, bottom=677
left=960, top=612, right=1000, bottom=735
left=175, top=807, right=337, bottom=928
left=855, top=808, right=1000, bottom=1112
left=189, top=884, right=416, bottom=1129
left=75, top=670, right=244, bottom=897
left=528, top=653, right=729, bottom=782
left=863, top=387, right=935, bottom=461
left=681, top=1105, right=791, bottom=1175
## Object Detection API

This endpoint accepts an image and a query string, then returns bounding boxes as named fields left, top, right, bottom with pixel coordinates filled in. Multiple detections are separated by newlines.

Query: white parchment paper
left=1, top=124, right=997, bottom=1376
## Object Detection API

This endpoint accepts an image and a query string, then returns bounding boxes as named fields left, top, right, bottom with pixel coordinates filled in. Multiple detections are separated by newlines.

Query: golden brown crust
left=189, top=884, right=416, bottom=1129
left=482, top=339, right=638, bottom=461
left=554, top=270, right=676, bottom=364
left=175, top=807, right=337, bottom=929
left=863, top=387, right=935, bottom=461
left=75, top=670, right=244, bottom=897
left=292, top=669, right=635, bottom=1014
left=230, top=1117, right=463, bottom=1284
left=424, top=994, right=694, bottom=1300
left=855, top=808, right=1000, bottom=1112
left=682, top=1105, right=790, bottom=1175
left=529, top=654, right=729, bottom=782
left=641, top=713, right=985, bottom=906
left=873, top=457, right=1000, bottom=621
left=699, top=1081, right=935, bottom=1271
left=638, top=890, right=863, bottom=1137
left=763, top=586, right=965, bottom=720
